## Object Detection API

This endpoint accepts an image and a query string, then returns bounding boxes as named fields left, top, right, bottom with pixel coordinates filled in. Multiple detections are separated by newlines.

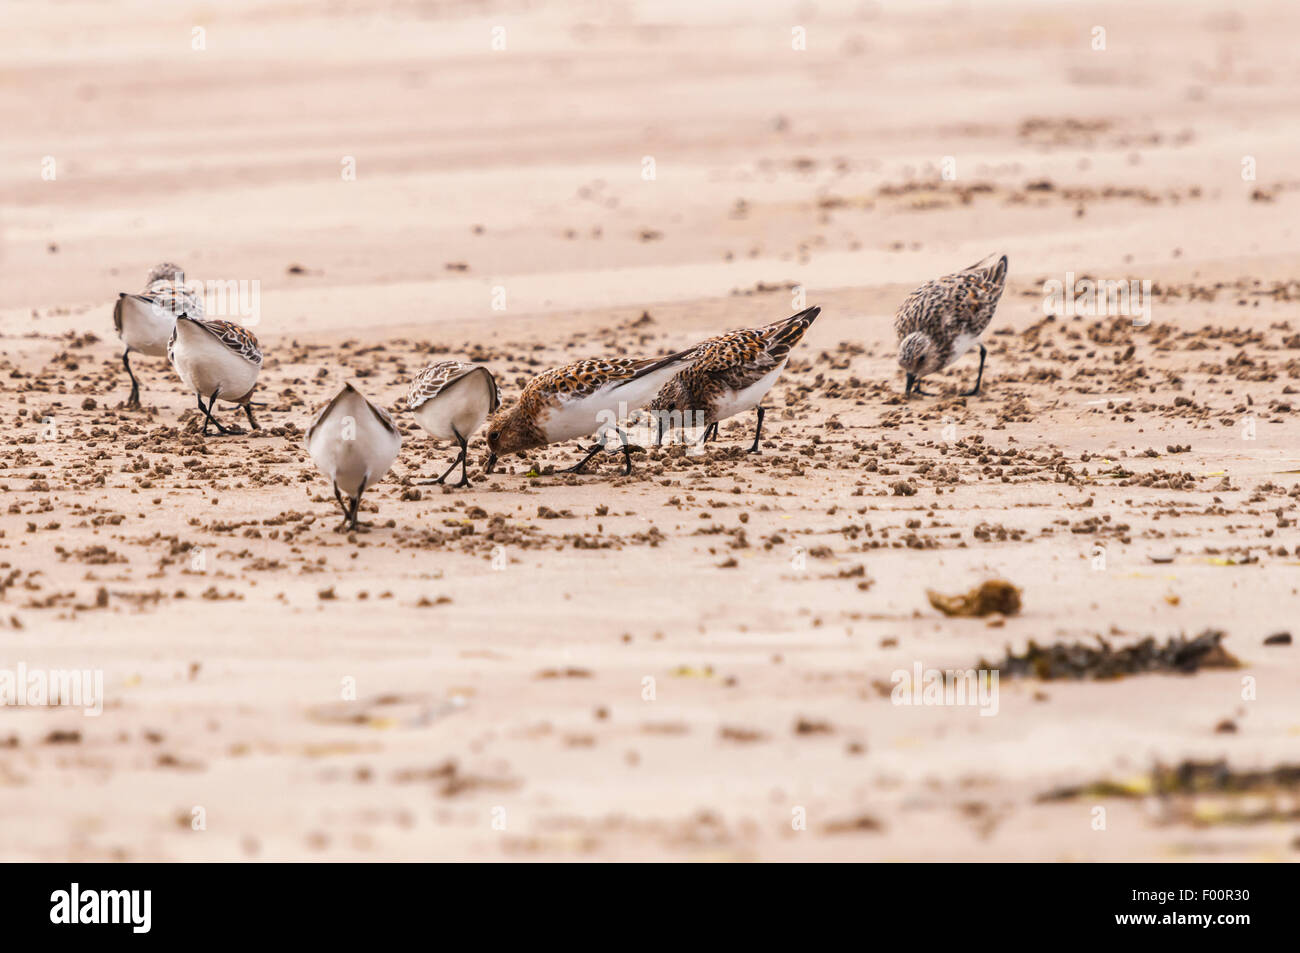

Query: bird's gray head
left=147, top=262, right=186, bottom=285
left=898, top=332, right=940, bottom=376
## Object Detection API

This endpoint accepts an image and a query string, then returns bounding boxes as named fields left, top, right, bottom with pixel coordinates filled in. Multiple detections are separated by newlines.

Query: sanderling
left=306, top=382, right=402, bottom=531
left=113, top=262, right=202, bottom=408
left=485, top=348, right=697, bottom=476
left=407, top=360, right=500, bottom=488
left=167, top=314, right=264, bottom=434
left=895, top=253, right=1007, bottom=398
left=646, top=305, right=820, bottom=453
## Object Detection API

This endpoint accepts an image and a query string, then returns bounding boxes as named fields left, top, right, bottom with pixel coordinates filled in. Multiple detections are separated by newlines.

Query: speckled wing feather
left=201, top=319, right=263, bottom=365
left=726, top=305, right=819, bottom=384
left=652, top=306, right=820, bottom=409
left=408, top=360, right=500, bottom=413
left=167, top=318, right=262, bottom=366
left=533, top=346, right=695, bottom=404
left=146, top=279, right=204, bottom=317
left=527, top=359, right=643, bottom=403
left=115, top=281, right=204, bottom=334
left=894, top=255, right=1007, bottom=341
left=699, top=330, right=771, bottom=385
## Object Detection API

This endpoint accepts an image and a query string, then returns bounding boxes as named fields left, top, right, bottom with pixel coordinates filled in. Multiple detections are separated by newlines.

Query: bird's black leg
left=244, top=403, right=260, bottom=430
left=426, top=451, right=463, bottom=485
left=417, top=436, right=464, bottom=485
left=905, top=374, right=930, bottom=398
left=562, top=441, right=605, bottom=474
left=197, top=393, right=227, bottom=435
left=655, top=414, right=665, bottom=447
left=707, top=422, right=719, bottom=442
left=961, top=344, right=987, bottom=397
left=422, top=431, right=468, bottom=485
left=454, top=431, right=471, bottom=487
left=619, top=428, right=634, bottom=476
left=348, top=477, right=371, bottom=531
left=200, top=390, right=230, bottom=434
left=123, top=350, right=141, bottom=408
left=332, top=483, right=351, bottom=529
left=748, top=406, right=765, bottom=454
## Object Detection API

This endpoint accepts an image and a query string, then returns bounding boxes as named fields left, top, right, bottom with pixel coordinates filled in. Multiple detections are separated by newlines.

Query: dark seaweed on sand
left=1039, top=759, right=1300, bottom=802
left=981, top=629, right=1238, bottom=680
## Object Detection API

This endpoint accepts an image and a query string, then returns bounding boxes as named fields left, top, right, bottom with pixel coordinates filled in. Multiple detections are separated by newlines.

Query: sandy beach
left=1, top=0, right=1298, bottom=861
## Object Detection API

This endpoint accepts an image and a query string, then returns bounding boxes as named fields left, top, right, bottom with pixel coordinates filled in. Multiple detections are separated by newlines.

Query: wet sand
left=1, top=0, right=1298, bottom=860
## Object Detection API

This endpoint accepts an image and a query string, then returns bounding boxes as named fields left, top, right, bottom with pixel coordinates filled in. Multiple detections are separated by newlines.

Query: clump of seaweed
left=927, top=579, right=1022, bottom=617
left=1039, top=760, right=1300, bottom=826
left=1154, top=761, right=1300, bottom=795
left=981, top=629, right=1238, bottom=680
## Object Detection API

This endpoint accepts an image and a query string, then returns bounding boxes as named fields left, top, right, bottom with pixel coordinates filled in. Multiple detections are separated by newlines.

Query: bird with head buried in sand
left=485, top=347, right=698, bottom=476
left=114, top=262, right=202, bottom=408
left=306, top=382, right=402, bottom=532
left=646, top=305, right=820, bottom=453
left=895, top=253, right=1007, bottom=398
left=407, top=360, right=500, bottom=488
left=168, top=313, right=265, bottom=434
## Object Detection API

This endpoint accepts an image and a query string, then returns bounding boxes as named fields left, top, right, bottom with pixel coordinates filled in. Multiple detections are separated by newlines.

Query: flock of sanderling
left=112, top=253, right=1008, bottom=530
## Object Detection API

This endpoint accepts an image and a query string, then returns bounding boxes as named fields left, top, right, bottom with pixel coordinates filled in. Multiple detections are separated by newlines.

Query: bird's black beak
left=485, top=453, right=497, bottom=474
left=904, top=373, right=915, bottom=398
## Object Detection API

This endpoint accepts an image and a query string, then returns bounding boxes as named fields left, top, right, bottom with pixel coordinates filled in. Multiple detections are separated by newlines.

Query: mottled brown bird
left=646, top=306, right=820, bottom=452
left=895, top=253, right=1007, bottom=397
left=113, top=262, right=201, bottom=408
left=168, top=315, right=264, bottom=434
left=485, top=348, right=697, bottom=475
left=407, top=360, right=500, bottom=487
left=306, top=382, right=402, bottom=531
